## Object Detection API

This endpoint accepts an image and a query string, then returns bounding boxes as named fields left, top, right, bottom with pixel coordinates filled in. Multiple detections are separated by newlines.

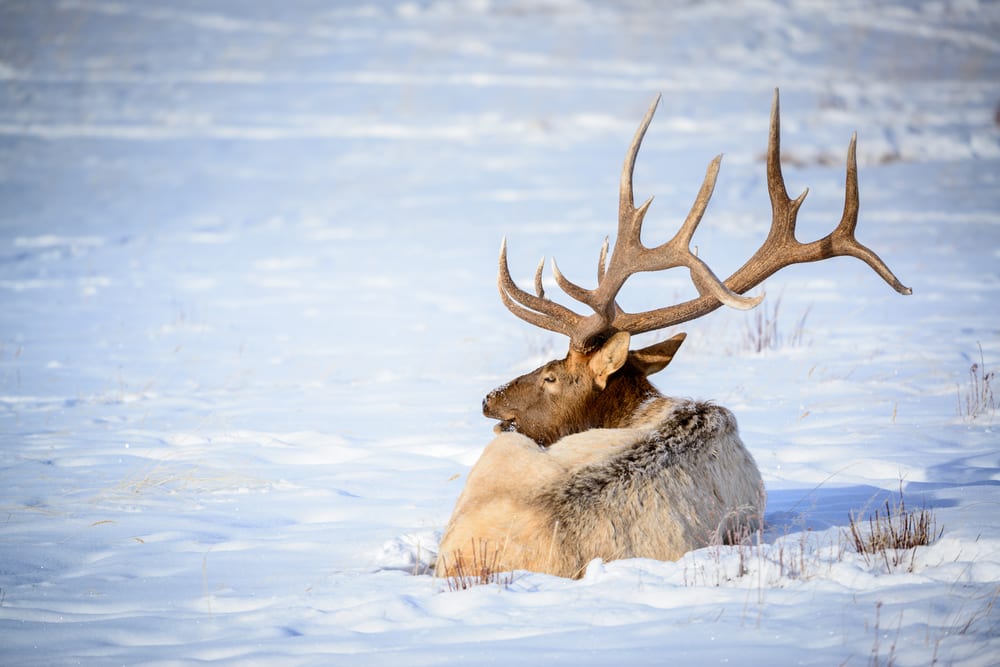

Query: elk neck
left=586, top=363, right=665, bottom=430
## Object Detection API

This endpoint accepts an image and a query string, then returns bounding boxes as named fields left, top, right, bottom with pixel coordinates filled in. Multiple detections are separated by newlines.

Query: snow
left=1, top=0, right=998, bottom=664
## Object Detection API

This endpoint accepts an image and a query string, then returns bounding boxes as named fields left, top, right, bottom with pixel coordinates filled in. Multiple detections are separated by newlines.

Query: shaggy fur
left=435, top=398, right=765, bottom=579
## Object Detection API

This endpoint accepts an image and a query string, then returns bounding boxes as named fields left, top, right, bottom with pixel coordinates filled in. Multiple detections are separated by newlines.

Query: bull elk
left=436, top=90, right=910, bottom=580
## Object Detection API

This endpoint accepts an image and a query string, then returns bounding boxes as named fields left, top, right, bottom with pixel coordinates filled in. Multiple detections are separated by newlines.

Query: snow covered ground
left=1, top=0, right=999, bottom=664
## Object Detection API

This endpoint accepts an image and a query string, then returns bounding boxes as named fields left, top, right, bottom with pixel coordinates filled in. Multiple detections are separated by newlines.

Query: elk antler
left=498, top=89, right=911, bottom=353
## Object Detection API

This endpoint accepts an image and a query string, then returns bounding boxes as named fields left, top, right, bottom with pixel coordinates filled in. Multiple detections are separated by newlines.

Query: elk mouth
left=493, top=419, right=519, bottom=435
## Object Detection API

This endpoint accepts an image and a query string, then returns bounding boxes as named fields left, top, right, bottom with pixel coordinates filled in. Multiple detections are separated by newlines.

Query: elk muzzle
left=482, top=387, right=519, bottom=435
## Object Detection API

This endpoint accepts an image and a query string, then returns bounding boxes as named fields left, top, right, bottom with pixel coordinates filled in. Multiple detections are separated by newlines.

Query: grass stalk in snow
left=440, top=539, right=514, bottom=592
left=868, top=600, right=903, bottom=667
left=957, top=342, right=996, bottom=421
left=740, top=295, right=811, bottom=353
left=847, top=492, right=940, bottom=573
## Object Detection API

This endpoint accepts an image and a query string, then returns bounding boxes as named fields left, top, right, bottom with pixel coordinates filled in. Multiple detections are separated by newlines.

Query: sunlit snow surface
left=1, top=1, right=999, bottom=664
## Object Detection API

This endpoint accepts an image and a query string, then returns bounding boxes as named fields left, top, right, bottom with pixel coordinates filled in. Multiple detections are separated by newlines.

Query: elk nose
left=482, top=389, right=503, bottom=418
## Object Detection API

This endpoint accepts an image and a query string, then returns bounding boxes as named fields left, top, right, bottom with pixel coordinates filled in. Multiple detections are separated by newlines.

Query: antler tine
left=619, top=94, right=661, bottom=245
left=829, top=133, right=913, bottom=295
left=533, top=256, right=546, bottom=299
left=658, top=155, right=764, bottom=312
left=673, top=154, right=723, bottom=249
left=597, top=237, right=609, bottom=283
left=765, top=88, right=809, bottom=246
left=550, top=257, right=589, bottom=305
left=497, top=238, right=583, bottom=338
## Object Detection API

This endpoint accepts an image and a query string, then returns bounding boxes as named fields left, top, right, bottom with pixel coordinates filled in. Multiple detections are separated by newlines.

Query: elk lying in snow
left=436, top=90, right=910, bottom=580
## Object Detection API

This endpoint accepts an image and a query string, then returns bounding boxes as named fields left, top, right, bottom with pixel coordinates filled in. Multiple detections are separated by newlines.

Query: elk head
left=485, top=90, right=910, bottom=446
left=483, top=331, right=686, bottom=446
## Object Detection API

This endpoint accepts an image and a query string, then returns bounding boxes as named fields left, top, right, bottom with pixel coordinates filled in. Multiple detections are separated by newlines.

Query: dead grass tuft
left=741, top=295, right=810, bottom=353
left=957, top=342, right=996, bottom=421
left=439, top=540, right=514, bottom=592
left=847, top=492, right=941, bottom=573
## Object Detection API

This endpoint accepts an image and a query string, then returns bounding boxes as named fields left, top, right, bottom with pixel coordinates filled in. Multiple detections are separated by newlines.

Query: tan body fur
left=436, top=397, right=765, bottom=579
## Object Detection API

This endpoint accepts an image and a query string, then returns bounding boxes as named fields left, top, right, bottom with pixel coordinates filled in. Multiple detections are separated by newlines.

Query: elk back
left=435, top=399, right=765, bottom=579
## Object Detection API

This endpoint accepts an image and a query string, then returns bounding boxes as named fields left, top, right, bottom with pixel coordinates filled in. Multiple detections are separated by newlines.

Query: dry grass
left=439, top=540, right=514, bottom=592
left=848, top=493, right=941, bottom=573
left=680, top=486, right=941, bottom=593
left=957, top=342, right=996, bottom=420
left=868, top=600, right=903, bottom=667
left=741, top=295, right=811, bottom=353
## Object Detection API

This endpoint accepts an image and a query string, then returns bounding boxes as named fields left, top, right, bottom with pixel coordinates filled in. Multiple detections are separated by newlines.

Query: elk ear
left=629, top=332, right=686, bottom=377
left=588, top=331, right=631, bottom=390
